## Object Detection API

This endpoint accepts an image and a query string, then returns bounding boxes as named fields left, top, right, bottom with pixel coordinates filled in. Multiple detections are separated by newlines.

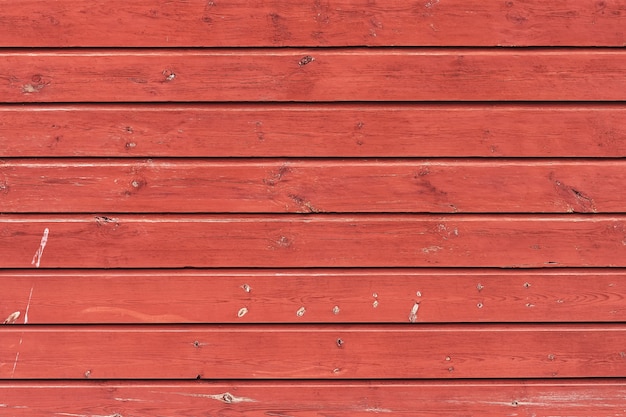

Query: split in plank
left=1, top=0, right=625, bottom=47
left=3, top=215, right=626, bottom=268
left=2, top=324, right=626, bottom=379
left=1, top=159, right=623, bottom=213
left=1, top=269, right=625, bottom=324
left=2, top=49, right=626, bottom=102
left=2, top=104, right=624, bottom=158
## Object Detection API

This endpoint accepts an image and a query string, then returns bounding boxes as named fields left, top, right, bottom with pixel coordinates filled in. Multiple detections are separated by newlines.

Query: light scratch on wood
left=11, top=352, right=20, bottom=377
left=31, top=227, right=49, bottom=268
left=24, top=287, right=34, bottom=324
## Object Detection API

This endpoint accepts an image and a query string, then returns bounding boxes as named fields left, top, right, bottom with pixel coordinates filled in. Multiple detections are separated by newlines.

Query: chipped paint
left=408, top=302, right=420, bottom=323
left=3, top=311, right=20, bottom=324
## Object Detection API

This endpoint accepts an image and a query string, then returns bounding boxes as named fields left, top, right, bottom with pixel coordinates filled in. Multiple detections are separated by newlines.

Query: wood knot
left=298, top=55, right=315, bottom=66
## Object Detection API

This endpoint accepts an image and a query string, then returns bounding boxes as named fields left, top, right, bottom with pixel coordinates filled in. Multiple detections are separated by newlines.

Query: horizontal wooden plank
left=2, top=50, right=626, bottom=102
left=1, top=325, right=626, bottom=379
left=2, top=0, right=625, bottom=47
left=2, top=380, right=626, bottom=416
left=3, top=215, right=626, bottom=268
left=2, top=104, right=625, bottom=158
left=1, top=159, right=624, bottom=213
left=1, top=269, right=625, bottom=324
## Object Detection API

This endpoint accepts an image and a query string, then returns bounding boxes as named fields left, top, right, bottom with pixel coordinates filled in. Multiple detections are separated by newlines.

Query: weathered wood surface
left=2, top=0, right=625, bottom=47
left=0, top=159, right=622, bottom=213
left=1, top=269, right=625, bottom=324
left=2, top=325, right=626, bottom=379
left=2, top=50, right=626, bottom=102
left=2, top=215, right=626, bottom=268
left=2, top=105, right=625, bottom=158
left=2, top=380, right=626, bottom=416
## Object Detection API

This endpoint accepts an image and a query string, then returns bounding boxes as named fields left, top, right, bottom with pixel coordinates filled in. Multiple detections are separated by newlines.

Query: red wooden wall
left=1, top=1, right=626, bottom=415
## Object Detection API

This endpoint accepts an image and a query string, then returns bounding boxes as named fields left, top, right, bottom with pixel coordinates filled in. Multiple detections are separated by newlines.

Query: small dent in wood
left=84, top=369, right=92, bottom=378
left=296, top=306, right=306, bottom=317
left=241, top=283, right=252, bottom=293
left=332, top=305, right=340, bottom=315
left=237, top=307, right=249, bottom=318
left=336, top=338, right=344, bottom=347
left=372, top=293, right=379, bottom=308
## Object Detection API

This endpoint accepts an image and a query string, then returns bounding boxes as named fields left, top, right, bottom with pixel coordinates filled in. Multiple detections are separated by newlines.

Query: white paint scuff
left=31, top=228, right=49, bottom=268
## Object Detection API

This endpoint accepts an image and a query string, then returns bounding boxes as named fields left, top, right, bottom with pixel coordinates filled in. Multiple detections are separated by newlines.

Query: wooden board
left=2, top=105, right=625, bottom=158
left=1, top=159, right=624, bottom=213
left=2, top=380, right=626, bottom=416
left=2, top=50, right=626, bottom=102
left=2, top=0, right=625, bottom=47
left=2, top=215, right=626, bottom=268
left=2, top=325, right=626, bottom=379
left=1, top=269, right=625, bottom=324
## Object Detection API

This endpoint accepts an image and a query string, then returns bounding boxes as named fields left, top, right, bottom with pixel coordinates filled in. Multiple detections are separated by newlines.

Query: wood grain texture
left=3, top=105, right=625, bottom=158
left=1, top=159, right=623, bottom=213
left=2, top=325, right=626, bottom=379
left=2, top=50, right=626, bottom=102
left=1, top=269, right=625, bottom=324
left=2, top=0, right=625, bottom=47
left=2, top=380, right=626, bottom=416
left=2, top=215, right=626, bottom=268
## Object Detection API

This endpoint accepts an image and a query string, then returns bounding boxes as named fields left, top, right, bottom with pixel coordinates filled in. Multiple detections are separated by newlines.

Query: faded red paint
left=1, top=1, right=625, bottom=415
